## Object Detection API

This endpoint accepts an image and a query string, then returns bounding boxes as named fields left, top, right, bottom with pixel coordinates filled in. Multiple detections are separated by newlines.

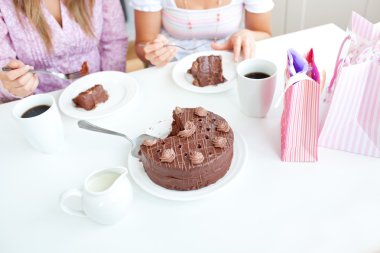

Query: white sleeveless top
left=130, top=0, right=274, bottom=59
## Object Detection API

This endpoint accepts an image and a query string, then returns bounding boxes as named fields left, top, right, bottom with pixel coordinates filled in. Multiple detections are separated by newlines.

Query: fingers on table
left=232, top=35, right=256, bottom=61
left=242, top=39, right=251, bottom=60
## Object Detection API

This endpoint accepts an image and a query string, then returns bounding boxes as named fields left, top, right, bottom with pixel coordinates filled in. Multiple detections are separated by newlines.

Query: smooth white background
left=1, top=24, right=380, bottom=253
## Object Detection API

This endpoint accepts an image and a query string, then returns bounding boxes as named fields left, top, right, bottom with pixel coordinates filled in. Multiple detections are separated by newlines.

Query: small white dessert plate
left=172, top=50, right=237, bottom=94
left=59, top=71, right=139, bottom=119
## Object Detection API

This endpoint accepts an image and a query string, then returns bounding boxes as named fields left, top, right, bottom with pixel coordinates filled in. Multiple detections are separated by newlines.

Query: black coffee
left=21, top=105, right=50, bottom=118
left=244, top=72, right=270, bottom=79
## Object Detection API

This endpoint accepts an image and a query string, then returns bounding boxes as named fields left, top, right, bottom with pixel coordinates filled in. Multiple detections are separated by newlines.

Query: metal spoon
left=137, top=42, right=209, bottom=51
left=1, top=67, right=83, bottom=80
left=78, top=120, right=159, bottom=158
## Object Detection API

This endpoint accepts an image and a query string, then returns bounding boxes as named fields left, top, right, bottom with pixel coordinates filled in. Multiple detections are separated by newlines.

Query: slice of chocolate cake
left=80, top=61, right=89, bottom=77
left=72, top=84, right=109, bottom=111
left=187, top=55, right=226, bottom=87
left=140, top=107, right=234, bottom=191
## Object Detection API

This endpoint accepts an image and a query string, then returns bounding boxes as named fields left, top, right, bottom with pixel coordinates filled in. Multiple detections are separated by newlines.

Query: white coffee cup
left=60, top=166, right=133, bottom=225
left=12, top=94, right=65, bottom=154
left=236, top=59, right=277, bottom=118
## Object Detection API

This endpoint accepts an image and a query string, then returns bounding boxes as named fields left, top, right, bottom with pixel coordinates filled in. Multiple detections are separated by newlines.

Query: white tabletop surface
left=1, top=24, right=380, bottom=253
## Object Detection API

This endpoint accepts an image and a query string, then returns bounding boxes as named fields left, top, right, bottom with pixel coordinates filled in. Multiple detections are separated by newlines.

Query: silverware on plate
left=78, top=120, right=159, bottom=158
left=1, top=67, right=83, bottom=80
left=137, top=42, right=209, bottom=52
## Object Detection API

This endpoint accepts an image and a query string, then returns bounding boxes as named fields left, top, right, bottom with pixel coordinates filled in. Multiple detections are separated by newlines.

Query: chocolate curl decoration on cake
left=212, top=136, right=227, bottom=148
left=178, top=121, right=196, bottom=138
left=175, top=106, right=183, bottom=115
left=217, top=120, right=230, bottom=133
left=142, top=139, right=157, bottom=147
left=190, top=151, right=204, bottom=165
left=194, top=107, right=208, bottom=117
left=160, top=148, right=176, bottom=163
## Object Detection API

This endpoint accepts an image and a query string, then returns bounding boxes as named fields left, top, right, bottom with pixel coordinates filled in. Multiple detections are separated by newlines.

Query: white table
left=1, top=24, right=380, bottom=253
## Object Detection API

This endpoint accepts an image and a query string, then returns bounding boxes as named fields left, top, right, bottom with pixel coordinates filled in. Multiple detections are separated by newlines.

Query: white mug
left=60, top=166, right=133, bottom=225
left=12, top=94, right=65, bottom=153
left=236, top=59, right=277, bottom=118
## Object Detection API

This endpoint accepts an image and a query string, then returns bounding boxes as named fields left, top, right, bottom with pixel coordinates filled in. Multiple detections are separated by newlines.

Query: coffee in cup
left=236, top=59, right=277, bottom=118
left=244, top=72, right=271, bottom=79
left=12, top=94, right=64, bottom=153
left=21, top=105, right=50, bottom=118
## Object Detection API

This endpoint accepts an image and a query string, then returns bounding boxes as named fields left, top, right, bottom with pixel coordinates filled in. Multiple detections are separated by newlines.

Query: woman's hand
left=211, top=29, right=256, bottom=62
left=0, top=60, right=39, bottom=97
left=143, top=35, right=178, bottom=67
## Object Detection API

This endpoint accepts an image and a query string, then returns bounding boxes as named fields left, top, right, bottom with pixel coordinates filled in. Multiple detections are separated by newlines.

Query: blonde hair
left=13, top=0, right=95, bottom=51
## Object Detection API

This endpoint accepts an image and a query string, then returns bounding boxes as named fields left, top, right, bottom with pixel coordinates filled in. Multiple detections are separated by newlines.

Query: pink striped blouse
left=0, top=0, right=128, bottom=103
left=130, top=0, right=274, bottom=59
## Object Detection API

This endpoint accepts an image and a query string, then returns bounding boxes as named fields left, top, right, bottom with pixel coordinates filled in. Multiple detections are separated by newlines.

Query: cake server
left=78, top=120, right=159, bottom=158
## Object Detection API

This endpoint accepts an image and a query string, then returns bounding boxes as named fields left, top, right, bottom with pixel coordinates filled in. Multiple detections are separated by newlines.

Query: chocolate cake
left=187, top=55, right=226, bottom=87
left=80, top=61, right=89, bottom=77
left=140, top=107, right=234, bottom=191
left=72, top=84, right=109, bottom=110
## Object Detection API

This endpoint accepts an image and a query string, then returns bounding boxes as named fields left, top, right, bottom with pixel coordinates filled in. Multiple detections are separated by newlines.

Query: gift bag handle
left=274, top=73, right=314, bottom=108
left=327, top=35, right=351, bottom=94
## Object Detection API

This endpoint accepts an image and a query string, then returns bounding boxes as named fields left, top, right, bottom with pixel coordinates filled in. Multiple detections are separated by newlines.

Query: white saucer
left=128, top=120, right=247, bottom=201
left=58, top=71, right=139, bottom=119
left=172, top=50, right=237, bottom=94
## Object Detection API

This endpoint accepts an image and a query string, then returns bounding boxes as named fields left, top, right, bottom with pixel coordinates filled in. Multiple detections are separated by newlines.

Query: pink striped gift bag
left=281, top=49, right=321, bottom=162
left=319, top=12, right=380, bottom=157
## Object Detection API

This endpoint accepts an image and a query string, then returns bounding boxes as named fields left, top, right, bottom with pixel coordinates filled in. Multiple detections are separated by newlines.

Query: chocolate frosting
left=217, top=120, right=230, bottom=133
left=212, top=136, right=227, bottom=148
left=175, top=106, right=183, bottom=115
left=187, top=55, right=227, bottom=87
left=72, top=84, right=108, bottom=111
left=80, top=61, right=89, bottom=77
left=160, top=148, right=176, bottom=163
left=140, top=107, right=234, bottom=191
left=190, top=151, right=204, bottom=165
left=142, top=139, right=158, bottom=147
left=194, top=107, right=208, bottom=117
left=177, top=121, right=196, bottom=138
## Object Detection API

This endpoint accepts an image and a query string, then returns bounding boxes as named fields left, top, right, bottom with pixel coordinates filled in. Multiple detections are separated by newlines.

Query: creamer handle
left=60, top=188, right=86, bottom=217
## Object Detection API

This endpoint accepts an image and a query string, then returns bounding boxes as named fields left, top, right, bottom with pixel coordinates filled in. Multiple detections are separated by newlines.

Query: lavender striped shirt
left=0, top=0, right=128, bottom=103
left=130, top=0, right=274, bottom=59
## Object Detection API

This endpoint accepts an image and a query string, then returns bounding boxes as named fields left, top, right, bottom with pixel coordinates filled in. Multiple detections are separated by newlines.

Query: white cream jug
left=60, top=166, right=133, bottom=225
